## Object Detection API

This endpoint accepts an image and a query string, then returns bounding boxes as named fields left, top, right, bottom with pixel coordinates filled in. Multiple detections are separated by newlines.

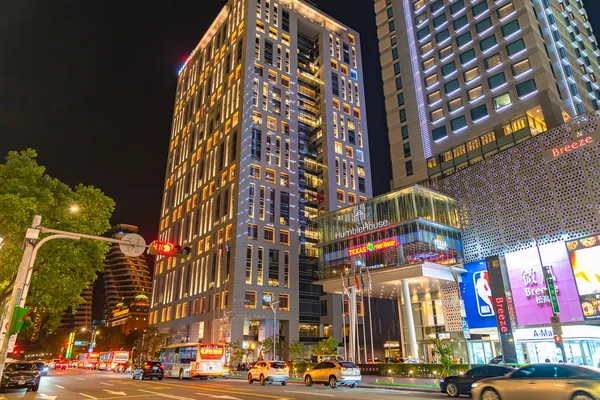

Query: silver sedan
left=471, top=364, right=600, bottom=400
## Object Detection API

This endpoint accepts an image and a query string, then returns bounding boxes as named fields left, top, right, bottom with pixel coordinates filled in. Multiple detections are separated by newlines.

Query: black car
left=0, top=363, right=41, bottom=392
left=440, top=365, right=514, bottom=397
left=131, top=361, right=164, bottom=380
left=33, top=362, right=49, bottom=376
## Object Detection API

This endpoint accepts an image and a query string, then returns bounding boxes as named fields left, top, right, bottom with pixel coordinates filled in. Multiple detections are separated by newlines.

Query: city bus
left=77, top=352, right=100, bottom=369
left=97, top=351, right=130, bottom=371
left=159, top=343, right=225, bottom=379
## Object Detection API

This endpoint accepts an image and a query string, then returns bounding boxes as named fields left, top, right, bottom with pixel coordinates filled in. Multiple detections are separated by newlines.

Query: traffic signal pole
left=0, top=217, right=152, bottom=378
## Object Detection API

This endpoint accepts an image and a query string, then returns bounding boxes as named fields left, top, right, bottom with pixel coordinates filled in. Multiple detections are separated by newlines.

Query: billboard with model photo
left=566, top=234, right=600, bottom=321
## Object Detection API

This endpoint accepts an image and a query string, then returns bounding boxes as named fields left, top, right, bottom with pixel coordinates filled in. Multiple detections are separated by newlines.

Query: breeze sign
left=544, top=126, right=600, bottom=161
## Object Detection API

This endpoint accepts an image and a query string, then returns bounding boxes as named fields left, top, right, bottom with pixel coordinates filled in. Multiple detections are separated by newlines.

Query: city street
left=0, top=369, right=446, bottom=400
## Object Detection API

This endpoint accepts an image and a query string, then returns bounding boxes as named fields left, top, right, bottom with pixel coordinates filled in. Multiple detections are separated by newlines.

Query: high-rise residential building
left=102, top=224, right=153, bottom=321
left=375, top=0, right=600, bottom=188
left=150, top=0, right=372, bottom=352
left=60, top=285, right=93, bottom=331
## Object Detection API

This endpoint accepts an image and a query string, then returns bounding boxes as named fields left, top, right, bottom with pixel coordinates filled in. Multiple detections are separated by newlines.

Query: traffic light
left=8, top=306, right=32, bottom=335
left=147, top=241, right=191, bottom=258
left=554, top=334, right=563, bottom=347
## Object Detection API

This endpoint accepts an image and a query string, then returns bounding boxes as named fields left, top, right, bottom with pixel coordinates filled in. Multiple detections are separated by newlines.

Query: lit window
left=468, top=85, right=484, bottom=101
left=333, top=98, right=341, bottom=110
left=354, top=108, right=362, bottom=119
left=420, top=42, right=433, bottom=55
left=331, top=59, right=338, bottom=69
left=423, top=57, right=435, bottom=71
left=248, top=224, right=258, bottom=240
left=336, top=190, right=345, bottom=202
left=250, top=164, right=261, bottom=179
left=345, top=146, right=354, bottom=158
left=264, top=227, right=275, bottom=242
left=335, top=141, right=343, bottom=154
left=279, top=294, right=290, bottom=311
left=492, top=92, right=512, bottom=110
left=464, top=66, right=480, bottom=84
left=245, top=291, right=257, bottom=308
left=280, top=173, right=289, bottom=187
left=279, top=230, right=290, bottom=245
left=266, top=169, right=276, bottom=183
left=341, top=65, right=348, bottom=75
left=430, top=108, right=444, bottom=122
left=281, top=76, right=290, bottom=88
left=348, top=193, right=357, bottom=205
left=466, top=138, right=480, bottom=152
left=480, top=131, right=496, bottom=145
left=516, top=78, right=537, bottom=97
left=268, top=69, right=277, bottom=83
left=484, top=53, right=502, bottom=70
left=425, top=74, right=438, bottom=88
left=267, top=116, right=277, bottom=130
left=451, top=115, right=467, bottom=132
left=428, top=90, right=442, bottom=104
left=256, top=21, right=265, bottom=33
left=511, top=58, right=531, bottom=76
left=497, top=2, right=515, bottom=20
left=470, top=104, right=488, bottom=122
left=343, top=104, right=351, bottom=115
left=448, top=97, right=463, bottom=112
left=439, top=45, right=453, bottom=60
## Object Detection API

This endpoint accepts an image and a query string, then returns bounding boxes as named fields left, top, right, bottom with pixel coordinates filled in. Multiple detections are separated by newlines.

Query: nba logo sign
left=473, top=271, right=495, bottom=317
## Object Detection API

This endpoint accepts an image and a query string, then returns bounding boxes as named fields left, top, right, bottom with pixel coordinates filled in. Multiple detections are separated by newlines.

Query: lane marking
left=103, top=389, right=127, bottom=395
left=147, top=381, right=283, bottom=399
left=138, top=389, right=196, bottom=400
left=198, top=395, right=242, bottom=400
left=285, top=391, right=334, bottom=397
left=54, top=385, right=65, bottom=389
left=76, top=378, right=86, bottom=381
left=79, top=394, right=98, bottom=399
left=100, top=382, right=114, bottom=386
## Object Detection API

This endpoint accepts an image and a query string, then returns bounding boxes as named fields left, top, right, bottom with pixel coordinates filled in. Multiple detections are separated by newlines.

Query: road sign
left=119, top=234, right=146, bottom=257
left=550, top=315, right=563, bottom=335
left=462, top=319, right=471, bottom=339
left=74, top=341, right=89, bottom=347
left=547, top=278, right=561, bottom=314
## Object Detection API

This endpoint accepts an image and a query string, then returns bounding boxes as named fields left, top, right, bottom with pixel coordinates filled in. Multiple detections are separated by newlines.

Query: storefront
left=316, top=185, right=468, bottom=362
left=514, top=326, right=600, bottom=366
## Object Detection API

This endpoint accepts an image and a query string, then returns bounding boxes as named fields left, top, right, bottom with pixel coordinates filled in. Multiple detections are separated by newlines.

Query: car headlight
left=471, top=383, right=480, bottom=388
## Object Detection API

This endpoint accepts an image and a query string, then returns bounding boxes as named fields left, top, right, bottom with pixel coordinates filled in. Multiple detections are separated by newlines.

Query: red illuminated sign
left=494, top=297, right=509, bottom=333
left=347, top=238, right=399, bottom=257
left=550, top=135, right=595, bottom=158
left=199, top=345, right=224, bottom=360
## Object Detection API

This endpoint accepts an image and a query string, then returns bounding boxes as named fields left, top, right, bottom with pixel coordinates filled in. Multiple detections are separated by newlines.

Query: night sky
left=1, top=0, right=599, bottom=242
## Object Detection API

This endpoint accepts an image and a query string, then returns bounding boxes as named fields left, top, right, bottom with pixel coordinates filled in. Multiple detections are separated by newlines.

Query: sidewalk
left=228, top=371, right=440, bottom=392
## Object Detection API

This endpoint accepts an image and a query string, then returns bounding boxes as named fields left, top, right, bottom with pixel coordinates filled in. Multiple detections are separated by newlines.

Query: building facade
left=150, top=0, right=373, bottom=354
left=375, top=0, right=600, bottom=188
left=107, top=294, right=151, bottom=335
left=102, top=224, right=153, bottom=321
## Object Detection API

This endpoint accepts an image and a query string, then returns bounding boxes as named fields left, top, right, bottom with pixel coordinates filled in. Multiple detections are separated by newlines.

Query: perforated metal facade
left=434, top=114, right=600, bottom=263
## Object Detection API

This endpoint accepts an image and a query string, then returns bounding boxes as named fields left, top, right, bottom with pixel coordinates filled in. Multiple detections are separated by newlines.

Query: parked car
left=0, top=363, right=41, bottom=392
left=440, top=365, right=514, bottom=397
left=131, top=361, right=164, bottom=381
left=32, top=362, right=49, bottom=376
left=248, top=361, right=289, bottom=386
left=304, top=360, right=361, bottom=388
left=471, top=364, right=600, bottom=400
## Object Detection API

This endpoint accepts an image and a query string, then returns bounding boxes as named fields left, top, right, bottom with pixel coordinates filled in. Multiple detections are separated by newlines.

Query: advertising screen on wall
left=504, top=242, right=584, bottom=327
left=460, top=260, right=497, bottom=330
left=566, top=234, right=600, bottom=321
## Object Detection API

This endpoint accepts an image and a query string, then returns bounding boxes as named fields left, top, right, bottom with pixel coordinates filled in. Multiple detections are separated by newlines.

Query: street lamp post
left=269, top=301, right=280, bottom=361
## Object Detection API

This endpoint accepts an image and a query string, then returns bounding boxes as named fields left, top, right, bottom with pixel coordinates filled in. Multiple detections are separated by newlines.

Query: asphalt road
left=0, top=368, right=448, bottom=400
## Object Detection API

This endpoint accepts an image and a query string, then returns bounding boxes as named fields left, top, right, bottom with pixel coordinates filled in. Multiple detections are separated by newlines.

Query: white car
left=248, top=361, right=289, bottom=386
left=304, top=360, right=361, bottom=388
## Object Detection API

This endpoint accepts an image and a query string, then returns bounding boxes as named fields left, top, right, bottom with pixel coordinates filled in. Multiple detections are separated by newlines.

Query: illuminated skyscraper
left=375, top=0, right=600, bottom=188
left=150, top=0, right=372, bottom=350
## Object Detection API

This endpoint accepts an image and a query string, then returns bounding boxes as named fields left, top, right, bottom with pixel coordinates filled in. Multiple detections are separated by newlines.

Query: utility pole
left=0, top=217, right=149, bottom=378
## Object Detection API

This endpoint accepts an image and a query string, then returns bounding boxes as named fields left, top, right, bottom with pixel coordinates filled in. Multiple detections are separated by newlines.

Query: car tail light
left=340, top=367, right=347, bottom=371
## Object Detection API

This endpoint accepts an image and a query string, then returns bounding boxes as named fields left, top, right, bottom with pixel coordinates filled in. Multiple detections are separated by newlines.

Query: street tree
left=288, top=340, right=304, bottom=360
left=311, top=337, right=339, bottom=355
left=258, top=337, right=273, bottom=360
left=0, top=149, right=115, bottom=331
left=133, top=326, right=166, bottom=362
left=427, top=338, right=455, bottom=379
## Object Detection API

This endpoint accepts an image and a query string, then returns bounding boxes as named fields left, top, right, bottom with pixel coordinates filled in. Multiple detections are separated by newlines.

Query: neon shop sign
left=347, top=237, right=399, bottom=257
